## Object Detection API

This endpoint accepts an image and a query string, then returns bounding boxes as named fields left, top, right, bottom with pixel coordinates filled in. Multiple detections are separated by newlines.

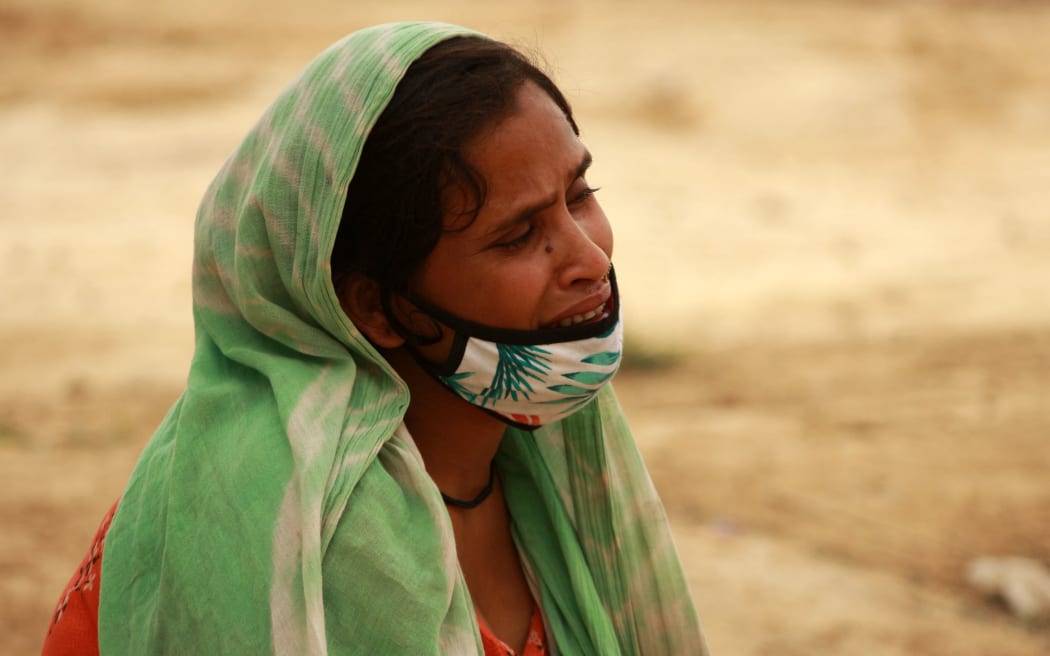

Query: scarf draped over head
left=98, top=21, right=707, bottom=655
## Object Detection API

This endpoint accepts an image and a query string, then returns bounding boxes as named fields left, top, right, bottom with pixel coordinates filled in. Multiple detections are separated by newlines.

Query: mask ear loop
left=380, top=290, right=470, bottom=378
left=379, top=289, right=442, bottom=348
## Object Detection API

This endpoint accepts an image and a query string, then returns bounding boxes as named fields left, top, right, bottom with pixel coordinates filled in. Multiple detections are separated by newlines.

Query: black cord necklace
left=440, top=460, right=496, bottom=509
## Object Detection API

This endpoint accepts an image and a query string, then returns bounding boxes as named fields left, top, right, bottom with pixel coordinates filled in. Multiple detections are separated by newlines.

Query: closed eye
left=492, top=224, right=535, bottom=251
left=570, top=186, right=600, bottom=206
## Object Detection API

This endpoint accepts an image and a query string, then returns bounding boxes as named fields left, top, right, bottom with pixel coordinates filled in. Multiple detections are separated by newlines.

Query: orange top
left=479, top=605, right=547, bottom=656
left=41, top=500, right=116, bottom=656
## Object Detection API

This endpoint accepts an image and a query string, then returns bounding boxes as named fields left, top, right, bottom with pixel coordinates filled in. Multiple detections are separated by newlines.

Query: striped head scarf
left=98, top=21, right=707, bottom=655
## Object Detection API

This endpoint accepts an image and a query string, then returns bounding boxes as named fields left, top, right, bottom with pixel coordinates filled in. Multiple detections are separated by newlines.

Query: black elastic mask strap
left=400, top=266, right=620, bottom=347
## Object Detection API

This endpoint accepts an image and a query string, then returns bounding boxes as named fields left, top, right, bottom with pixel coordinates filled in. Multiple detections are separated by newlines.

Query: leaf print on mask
left=481, top=344, right=552, bottom=406
left=582, top=351, right=620, bottom=366
left=547, top=384, right=594, bottom=396
left=441, top=371, right=479, bottom=404
left=564, top=370, right=616, bottom=386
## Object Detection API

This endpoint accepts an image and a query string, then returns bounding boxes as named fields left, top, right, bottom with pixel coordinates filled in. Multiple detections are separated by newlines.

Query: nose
left=552, top=209, right=613, bottom=289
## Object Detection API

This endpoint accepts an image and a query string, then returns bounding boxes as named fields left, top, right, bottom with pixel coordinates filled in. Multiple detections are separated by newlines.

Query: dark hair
left=331, top=36, right=577, bottom=337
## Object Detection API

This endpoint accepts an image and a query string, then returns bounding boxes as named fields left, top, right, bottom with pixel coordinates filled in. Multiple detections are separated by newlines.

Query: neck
left=384, top=347, right=508, bottom=501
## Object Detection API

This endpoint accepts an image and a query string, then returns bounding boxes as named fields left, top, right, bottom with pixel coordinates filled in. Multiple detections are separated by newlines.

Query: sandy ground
left=2, top=0, right=1050, bottom=653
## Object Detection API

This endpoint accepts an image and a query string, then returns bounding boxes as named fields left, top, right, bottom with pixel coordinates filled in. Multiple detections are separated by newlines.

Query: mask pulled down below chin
left=403, top=270, right=624, bottom=430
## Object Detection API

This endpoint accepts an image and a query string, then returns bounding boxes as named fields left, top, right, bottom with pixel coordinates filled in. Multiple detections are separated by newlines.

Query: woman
left=44, top=22, right=707, bottom=655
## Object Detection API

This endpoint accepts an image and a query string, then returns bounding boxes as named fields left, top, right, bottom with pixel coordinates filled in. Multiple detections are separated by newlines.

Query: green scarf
left=98, top=21, right=707, bottom=655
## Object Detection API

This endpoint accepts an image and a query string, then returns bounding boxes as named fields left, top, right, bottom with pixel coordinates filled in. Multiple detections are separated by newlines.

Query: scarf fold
left=98, top=21, right=707, bottom=655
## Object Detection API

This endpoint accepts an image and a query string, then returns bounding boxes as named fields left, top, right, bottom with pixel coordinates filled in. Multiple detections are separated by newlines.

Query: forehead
left=467, top=82, right=579, bottom=162
left=463, top=84, right=584, bottom=196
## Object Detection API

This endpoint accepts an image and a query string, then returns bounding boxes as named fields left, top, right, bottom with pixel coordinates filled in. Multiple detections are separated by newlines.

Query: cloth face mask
left=401, top=270, right=623, bottom=430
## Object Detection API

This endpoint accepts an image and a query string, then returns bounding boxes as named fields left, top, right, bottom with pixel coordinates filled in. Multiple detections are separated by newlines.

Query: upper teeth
left=558, top=302, right=606, bottom=327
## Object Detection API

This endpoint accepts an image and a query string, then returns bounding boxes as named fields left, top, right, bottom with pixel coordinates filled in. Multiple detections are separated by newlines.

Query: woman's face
left=408, top=81, right=614, bottom=334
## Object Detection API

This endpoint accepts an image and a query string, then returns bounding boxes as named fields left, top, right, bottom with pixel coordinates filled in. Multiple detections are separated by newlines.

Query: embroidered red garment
left=41, top=501, right=117, bottom=656
left=479, top=605, right=547, bottom=656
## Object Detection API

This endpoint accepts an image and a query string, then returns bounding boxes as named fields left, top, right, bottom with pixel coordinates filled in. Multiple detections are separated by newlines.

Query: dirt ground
left=2, top=1, right=1049, bottom=654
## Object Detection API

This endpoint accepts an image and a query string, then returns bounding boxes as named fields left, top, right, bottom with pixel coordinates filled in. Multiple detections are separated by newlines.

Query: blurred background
left=2, top=0, right=1049, bottom=653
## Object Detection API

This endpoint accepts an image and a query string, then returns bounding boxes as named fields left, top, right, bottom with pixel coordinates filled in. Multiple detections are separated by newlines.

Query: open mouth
left=545, top=296, right=614, bottom=329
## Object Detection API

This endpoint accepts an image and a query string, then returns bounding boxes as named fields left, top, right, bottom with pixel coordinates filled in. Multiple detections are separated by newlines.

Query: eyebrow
left=484, top=150, right=593, bottom=239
